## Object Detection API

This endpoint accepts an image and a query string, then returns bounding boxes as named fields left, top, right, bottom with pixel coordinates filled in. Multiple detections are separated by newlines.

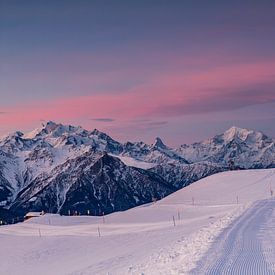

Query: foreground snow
left=0, top=169, right=275, bottom=274
left=192, top=199, right=275, bottom=274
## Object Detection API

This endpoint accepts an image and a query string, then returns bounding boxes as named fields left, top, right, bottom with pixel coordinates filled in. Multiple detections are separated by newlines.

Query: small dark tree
left=229, top=160, right=235, bottom=170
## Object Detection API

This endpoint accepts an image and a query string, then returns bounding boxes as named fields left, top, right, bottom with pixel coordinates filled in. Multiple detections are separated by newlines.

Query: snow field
left=0, top=169, right=275, bottom=274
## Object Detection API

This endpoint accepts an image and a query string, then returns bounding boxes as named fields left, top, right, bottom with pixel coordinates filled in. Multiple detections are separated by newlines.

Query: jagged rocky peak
left=0, top=131, right=24, bottom=142
left=91, top=128, right=118, bottom=140
left=42, top=121, right=83, bottom=136
left=44, top=120, right=59, bottom=130
left=91, top=128, right=105, bottom=136
left=0, top=131, right=28, bottom=153
left=153, top=137, right=168, bottom=149
left=91, top=128, right=119, bottom=143
left=24, top=121, right=86, bottom=139
left=91, top=128, right=123, bottom=153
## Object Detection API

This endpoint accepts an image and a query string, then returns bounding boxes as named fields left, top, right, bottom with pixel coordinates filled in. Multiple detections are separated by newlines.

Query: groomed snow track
left=192, top=199, right=275, bottom=275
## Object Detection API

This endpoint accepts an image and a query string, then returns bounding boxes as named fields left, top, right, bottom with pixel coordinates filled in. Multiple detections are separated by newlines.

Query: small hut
left=24, top=211, right=44, bottom=221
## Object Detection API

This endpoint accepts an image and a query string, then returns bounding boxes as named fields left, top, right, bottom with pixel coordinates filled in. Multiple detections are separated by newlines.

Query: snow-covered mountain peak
left=176, top=126, right=274, bottom=168
left=223, top=126, right=252, bottom=142
left=91, top=128, right=101, bottom=135
left=90, top=128, right=113, bottom=140
left=24, top=121, right=87, bottom=140
left=153, top=137, right=168, bottom=149
left=44, top=120, right=59, bottom=130
left=89, top=128, right=123, bottom=153
left=221, top=126, right=272, bottom=146
left=40, top=121, right=84, bottom=137
left=0, top=131, right=24, bottom=141
left=0, top=131, right=30, bottom=153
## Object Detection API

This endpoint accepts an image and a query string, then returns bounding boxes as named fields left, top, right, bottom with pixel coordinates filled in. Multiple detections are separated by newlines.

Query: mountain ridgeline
left=0, top=122, right=274, bottom=220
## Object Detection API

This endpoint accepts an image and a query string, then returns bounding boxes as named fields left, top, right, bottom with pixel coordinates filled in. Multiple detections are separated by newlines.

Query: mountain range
left=0, top=121, right=274, bottom=221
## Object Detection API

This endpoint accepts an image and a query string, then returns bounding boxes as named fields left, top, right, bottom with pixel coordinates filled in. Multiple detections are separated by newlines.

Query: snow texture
left=192, top=199, right=275, bottom=274
left=0, top=169, right=274, bottom=274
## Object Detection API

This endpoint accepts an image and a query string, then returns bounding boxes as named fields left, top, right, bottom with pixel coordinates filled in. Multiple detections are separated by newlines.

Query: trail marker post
left=98, top=226, right=101, bottom=237
left=102, top=212, right=105, bottom=224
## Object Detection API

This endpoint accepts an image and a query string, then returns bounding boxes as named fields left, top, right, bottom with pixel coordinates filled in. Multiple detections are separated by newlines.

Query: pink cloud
left=1, top=59, right=275, bottom=135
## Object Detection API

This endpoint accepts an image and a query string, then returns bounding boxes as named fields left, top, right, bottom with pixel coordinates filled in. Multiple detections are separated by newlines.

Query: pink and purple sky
left=0, top=1, right=275, bottom=145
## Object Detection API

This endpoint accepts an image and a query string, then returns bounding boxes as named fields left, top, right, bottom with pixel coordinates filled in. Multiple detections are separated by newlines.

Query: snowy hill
left=0, top=122, right=274, bottom=219
left=0, top=169, right=274, bottom=274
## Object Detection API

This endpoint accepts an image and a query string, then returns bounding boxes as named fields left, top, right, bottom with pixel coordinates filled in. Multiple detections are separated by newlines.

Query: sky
left=0, top=0, right=275, bottom=146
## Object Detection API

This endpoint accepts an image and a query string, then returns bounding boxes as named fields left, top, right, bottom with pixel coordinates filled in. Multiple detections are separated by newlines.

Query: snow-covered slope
left=11, top=152, right=175, bottom=216
left=0, top=169, right=274, bottom=274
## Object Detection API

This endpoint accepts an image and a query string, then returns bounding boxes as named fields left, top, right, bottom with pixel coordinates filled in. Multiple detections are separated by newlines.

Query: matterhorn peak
left=153, top=137, right=167, bottom=149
